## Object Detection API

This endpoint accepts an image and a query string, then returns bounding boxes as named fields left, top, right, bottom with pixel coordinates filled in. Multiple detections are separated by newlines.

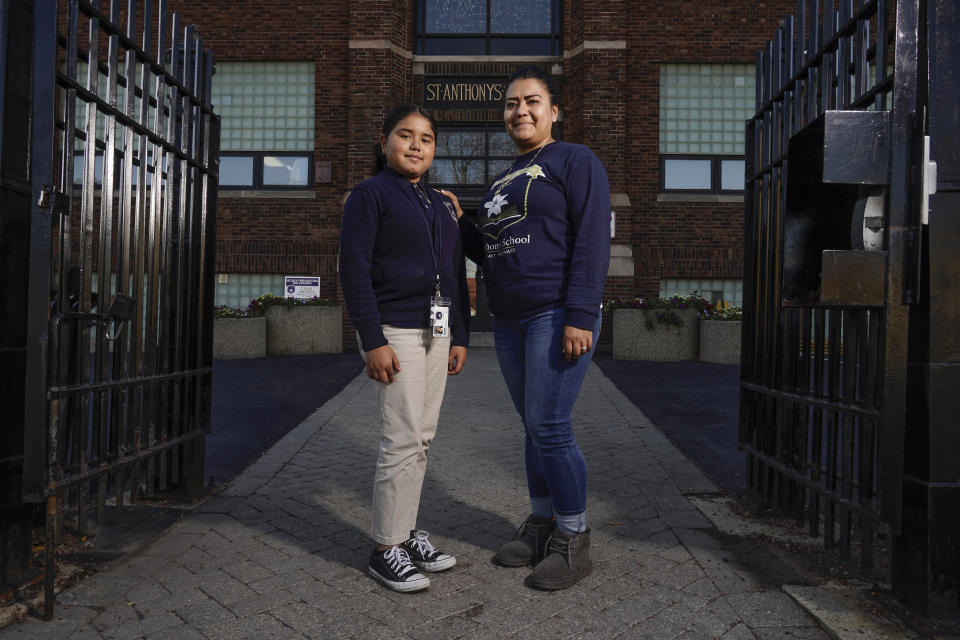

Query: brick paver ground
left=0, top=349, right=829, bottom=639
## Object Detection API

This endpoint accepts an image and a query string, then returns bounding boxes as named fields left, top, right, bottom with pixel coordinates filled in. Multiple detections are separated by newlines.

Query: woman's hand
left=365, top=344, right=400, bottom=382
left=562, top=325, right=593, bottom=362
left=438, top=188, right=464, bottom=219
left=447, top=345, right=467, bottom=374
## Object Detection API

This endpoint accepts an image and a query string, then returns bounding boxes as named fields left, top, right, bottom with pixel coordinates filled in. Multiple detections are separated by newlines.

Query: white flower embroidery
left=484, top=193, right=508, bottom=217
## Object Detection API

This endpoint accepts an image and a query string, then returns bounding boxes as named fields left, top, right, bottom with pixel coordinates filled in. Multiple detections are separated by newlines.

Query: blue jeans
left=493, top=307, right=600, bottom=517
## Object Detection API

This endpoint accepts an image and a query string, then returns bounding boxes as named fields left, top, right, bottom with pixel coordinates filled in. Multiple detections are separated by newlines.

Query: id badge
left=430, top=296, right=451, bottom=338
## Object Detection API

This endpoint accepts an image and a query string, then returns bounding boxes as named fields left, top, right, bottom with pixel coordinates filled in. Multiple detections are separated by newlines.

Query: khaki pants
left=364, top=325, right=450, bottom=545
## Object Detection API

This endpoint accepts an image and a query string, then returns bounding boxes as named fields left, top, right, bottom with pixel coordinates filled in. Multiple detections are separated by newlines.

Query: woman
left=456, top=65, right=610, bottom=590
left=339, top=105, right=469, bottom=592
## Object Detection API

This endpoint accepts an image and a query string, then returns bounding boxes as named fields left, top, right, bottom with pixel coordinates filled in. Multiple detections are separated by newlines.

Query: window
left=660, top=278, right=743, bottom=307
left=428, top=125, right=516, bottom=191
left=212, top=62, right=315, bottom=190
left=659, top=64, right=754, bottom=193
left=417, top=0, right=561, bottom=55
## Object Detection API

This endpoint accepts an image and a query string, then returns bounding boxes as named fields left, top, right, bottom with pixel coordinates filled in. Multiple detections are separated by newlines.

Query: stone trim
left=657, top=193, right=744, bottom=204
left=219, top=190, right=317, bottom=199
left=564, top=40, right=628, bottom=59
left=348, top=40, right=413, bottom=59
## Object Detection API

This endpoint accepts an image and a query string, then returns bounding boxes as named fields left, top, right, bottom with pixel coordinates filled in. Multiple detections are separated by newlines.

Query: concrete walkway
left=0, top=350, right=832, bottom=639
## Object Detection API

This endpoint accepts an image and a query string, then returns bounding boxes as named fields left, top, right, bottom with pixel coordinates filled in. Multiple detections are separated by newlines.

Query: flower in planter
left=249, top=292, right=338, bottom=314
left=214, top=305, right=258, bottom=319
left=604, top=292, right=711, bottom=329
left=698, top=300, right=743, bottom=321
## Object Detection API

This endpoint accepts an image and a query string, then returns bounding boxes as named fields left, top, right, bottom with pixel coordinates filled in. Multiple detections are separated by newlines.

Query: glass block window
left=659, top=278, right=743, bottom=307
left=659, top=64, right=753, bottom=193
left=214, top=273, right=286, bottom=309
left=659, top=64, right=754, bottom=155
left=212, top=62, right=314, bottom=152
left=417, top=0, right=560, bottom=55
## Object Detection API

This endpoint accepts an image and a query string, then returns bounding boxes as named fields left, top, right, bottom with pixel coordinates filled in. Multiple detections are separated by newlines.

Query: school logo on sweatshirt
left=480, top=164, right=544, bottom=241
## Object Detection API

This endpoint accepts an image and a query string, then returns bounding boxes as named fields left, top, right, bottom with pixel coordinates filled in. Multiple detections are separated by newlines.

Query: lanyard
left=409, top=180, right=442, bottom=297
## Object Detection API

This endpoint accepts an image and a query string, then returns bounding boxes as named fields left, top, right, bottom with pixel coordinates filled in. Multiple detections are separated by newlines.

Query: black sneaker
left=400, top=529, right=457, bottom=572
left=368, top=545, right=430, bottom=592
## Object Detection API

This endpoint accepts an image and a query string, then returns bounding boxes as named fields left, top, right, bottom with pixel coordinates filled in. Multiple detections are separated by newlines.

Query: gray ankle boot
left=525, top=528, right=592, bottom=590
left=492, top=515, right=556, bottom=567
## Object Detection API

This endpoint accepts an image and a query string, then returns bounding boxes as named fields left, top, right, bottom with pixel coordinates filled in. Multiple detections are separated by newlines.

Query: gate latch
left=37, top=185, right=70, bottom=217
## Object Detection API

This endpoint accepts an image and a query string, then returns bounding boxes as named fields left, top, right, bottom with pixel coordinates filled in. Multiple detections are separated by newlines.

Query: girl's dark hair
left=373, top=104, right=438, bottom=174
left=505, top=65, right=559, bottom=107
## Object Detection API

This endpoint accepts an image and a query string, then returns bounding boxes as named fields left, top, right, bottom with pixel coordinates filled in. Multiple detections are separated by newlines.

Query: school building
left=163, top=0, right=796, bottom=347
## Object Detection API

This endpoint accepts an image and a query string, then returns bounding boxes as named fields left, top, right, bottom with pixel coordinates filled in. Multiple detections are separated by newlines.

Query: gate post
left=891, top=0, right=960, bottom=623
left=0, top=0, right=44, bottom=587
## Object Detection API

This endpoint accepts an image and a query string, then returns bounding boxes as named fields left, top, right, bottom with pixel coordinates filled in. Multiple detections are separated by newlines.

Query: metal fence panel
left=21, top=0, right=218, bottom=617
left=742, top=0, right=924, bottom=574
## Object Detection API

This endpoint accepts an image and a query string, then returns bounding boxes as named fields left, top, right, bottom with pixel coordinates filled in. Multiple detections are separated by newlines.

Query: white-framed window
left=659, top=64, right=754, bottom=194
left=212, top=62, right=315, bottom=189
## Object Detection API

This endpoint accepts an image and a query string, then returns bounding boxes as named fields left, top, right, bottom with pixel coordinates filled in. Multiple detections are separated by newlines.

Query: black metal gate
left=9, top=0, right=218, bottom=617
left=741, top=0, right=926, bottom=574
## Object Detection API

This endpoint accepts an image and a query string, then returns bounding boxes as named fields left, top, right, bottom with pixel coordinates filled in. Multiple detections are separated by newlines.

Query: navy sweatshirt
left=461, top=141, right=611, bottom=330
left=339, top=167, right=470, bottom=351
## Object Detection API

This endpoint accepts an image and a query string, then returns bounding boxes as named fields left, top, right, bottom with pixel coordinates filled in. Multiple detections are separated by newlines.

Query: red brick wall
left=161, top=0, right=797, bottom=349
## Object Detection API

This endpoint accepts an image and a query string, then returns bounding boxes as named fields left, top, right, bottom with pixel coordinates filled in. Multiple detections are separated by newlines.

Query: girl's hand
left=365, top=344, right=400, bottom=382
left=437, top=188, right=464, bottom=219
left=447, top=345, right=467, bottom=375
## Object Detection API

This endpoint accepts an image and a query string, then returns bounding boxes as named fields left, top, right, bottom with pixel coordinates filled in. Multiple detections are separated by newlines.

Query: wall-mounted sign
left=423, top=76, right=506, bottom=109
left=285, top=276, right=320, bottom=299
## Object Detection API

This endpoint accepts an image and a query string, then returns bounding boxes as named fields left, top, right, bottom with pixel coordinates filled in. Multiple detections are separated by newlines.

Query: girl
left=339, top=105, right=469, bottom=592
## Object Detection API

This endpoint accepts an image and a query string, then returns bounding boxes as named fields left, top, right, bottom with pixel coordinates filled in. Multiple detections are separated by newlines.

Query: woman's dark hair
left=373, top=104, right=437, bottom=174
left=505, top=65, right=559, bottom=107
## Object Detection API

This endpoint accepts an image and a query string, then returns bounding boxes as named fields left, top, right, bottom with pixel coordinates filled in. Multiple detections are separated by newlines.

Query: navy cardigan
left=339, top=167, right=470, bottom=351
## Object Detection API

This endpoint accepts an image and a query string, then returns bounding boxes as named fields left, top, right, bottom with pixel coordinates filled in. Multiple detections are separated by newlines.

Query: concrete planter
left=265, top=305, right=342, bottom=355
left=213, top=317, right=266, bottom=359
left=612, top=308, right=699, bottom=361
left=699, top=319, right=742, bottom=365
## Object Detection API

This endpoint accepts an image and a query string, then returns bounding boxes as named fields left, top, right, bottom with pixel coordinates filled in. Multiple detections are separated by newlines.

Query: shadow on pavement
left=592, top=354, right=746, bottom=496
left=208, top=353, right=364, bottom=485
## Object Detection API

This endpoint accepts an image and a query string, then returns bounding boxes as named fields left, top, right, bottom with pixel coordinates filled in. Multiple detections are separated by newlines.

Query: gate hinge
left=37, top=185, right=70, bottom=217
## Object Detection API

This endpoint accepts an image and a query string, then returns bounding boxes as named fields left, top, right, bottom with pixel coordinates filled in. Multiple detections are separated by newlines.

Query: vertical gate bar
left=824, top=0, right=835, bottom=110
left=837, top=0, right=849, bottom=108
left=195, top=48, right=216, bottom=439
left=875, top=0, right=887, bottom=111
left=79, top=0, right=100, bottom=507
left=121, top=0, right=141, bottom=487
left=825, top=308, right=843, bottom=548
left=182, top=28, right=199, bottom=443
left=98, top=0, right=120, bottom=512
left=810, top=308, right=825, bottom=536
left=144, top=0, right=162, bottom=496
left=158, top=11, right=181, bottom=488
left=151, top=1, right=171, bottom=492
left=854, top=309, right=874, bottom=573
left=839, top=309, right=858, bottom=559
left=807, top=0, right=820, bottom=120
left=800, top=307, right=815, bottom=527
left=167, top=18, right=192, bottom=485
left=795, top=0, right=806, bottom=130
left=181, top=29, right=202, bottom=489
left=740, top=107, right=758, bottom=468
left=860, top=309, right=881, bottom=572
left=855, top=8, right=867, bottom=101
